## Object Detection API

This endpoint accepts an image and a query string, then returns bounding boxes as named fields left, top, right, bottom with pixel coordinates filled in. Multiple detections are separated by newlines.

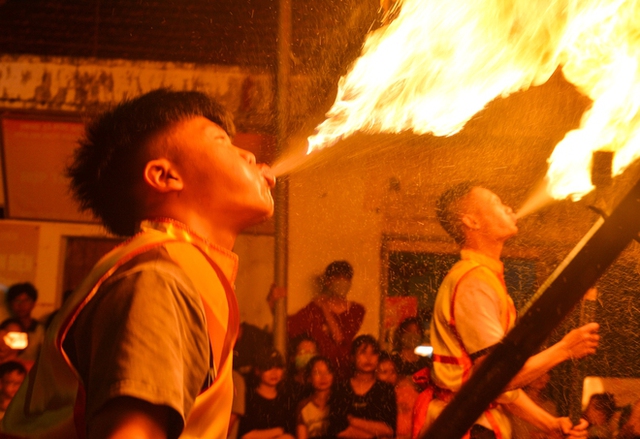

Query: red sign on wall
left=1, top=117, right=94, bottom=222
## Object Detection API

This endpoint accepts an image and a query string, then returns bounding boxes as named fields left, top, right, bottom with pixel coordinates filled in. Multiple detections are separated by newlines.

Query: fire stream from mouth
left=306, top=0, right=640, bottom=204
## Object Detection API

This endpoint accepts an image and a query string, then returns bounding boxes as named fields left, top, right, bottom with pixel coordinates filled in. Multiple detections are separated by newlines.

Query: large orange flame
left=308, top=0, right=640, bottom=200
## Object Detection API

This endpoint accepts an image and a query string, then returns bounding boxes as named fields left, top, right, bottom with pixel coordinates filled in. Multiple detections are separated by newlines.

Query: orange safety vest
left=413, top=250, right=517, bottom=439
left=1, top=219, right=239, bottom=439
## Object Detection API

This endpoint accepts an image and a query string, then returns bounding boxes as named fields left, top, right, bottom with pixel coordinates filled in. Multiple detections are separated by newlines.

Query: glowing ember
left=307, top=0, right=640, bottom=201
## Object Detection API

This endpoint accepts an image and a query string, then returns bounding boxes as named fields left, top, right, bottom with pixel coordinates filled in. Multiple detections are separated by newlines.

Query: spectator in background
left=391, top=317, right=432, bottom=377
left=283, top=335, right=318, bottom=426
left=296, top=356, right=335, bottom=439
left=375, top=351, right=420, bottom=439
left=583, top=393, right=617, bottom=439
left=287, top=336, right=319, bottom=394
left=510, top=372, right=562, bottom=439
left=238, top=348, right=294, bottom=439
left=0, top=319, right=31, bottom=371
left=6, top=282, right=44, bottom=363
left=375, top=352, right=399, bottom=386
left=234, top=322, right=274, bottom=376
left=269, top=261, right=365, bottom=380
left=394, top=375, right=420, bottom=439
left=327, top=335, right=396, bottom=438
left=618, top=398, right=640, bottom=439
left=0, top=361, right=26, bottom=419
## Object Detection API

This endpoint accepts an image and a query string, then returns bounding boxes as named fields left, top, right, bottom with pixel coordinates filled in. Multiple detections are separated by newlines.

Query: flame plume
left=308, top=0, right=640, bottom=200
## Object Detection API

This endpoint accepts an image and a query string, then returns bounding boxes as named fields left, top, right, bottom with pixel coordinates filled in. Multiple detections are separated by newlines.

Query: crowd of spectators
left=228, top=318, right=640, bottom=439
left=230, top=327, right=428, bottom=439
left=4, top=269, right=640, bottom=439
left=230, top=259, right=640, bottom=439
left=234, top=258, right=433, bottom=439
left=0, top=282, right=44, bottom=419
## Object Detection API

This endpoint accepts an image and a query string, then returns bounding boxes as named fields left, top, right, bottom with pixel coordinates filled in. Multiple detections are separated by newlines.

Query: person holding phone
left=5, top=283, right=43, bottom=363
left=0, top=319, right=30, bottom=371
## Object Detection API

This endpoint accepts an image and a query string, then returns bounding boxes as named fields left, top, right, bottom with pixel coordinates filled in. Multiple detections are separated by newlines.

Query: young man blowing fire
left=416, top=182, right=599, bottom=439
left=1, top=89, right=276, bottom=439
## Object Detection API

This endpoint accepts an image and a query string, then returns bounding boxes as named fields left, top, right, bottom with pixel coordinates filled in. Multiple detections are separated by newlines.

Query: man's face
left=259, top=366, right=284, bottom=387
left=326, top=276, right=352, bottom=298
left=309, top=361, right=333, bottom=391
left=463, top=187, right=518, bottom=242
left=376, top=359, right=398, bottom=385
left=167, top=116, right=275, bottom=228
left=10, top=293, right=35, bottom=320
left=1, top=370, right=25, bottom=399
left=354, top=344, right=379, bottom=374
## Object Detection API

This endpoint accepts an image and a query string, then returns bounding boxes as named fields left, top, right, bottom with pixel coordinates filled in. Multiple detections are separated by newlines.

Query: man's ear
left=461, top=213, right=480, bottom=230
left=143, top=159, right=184, bottom=193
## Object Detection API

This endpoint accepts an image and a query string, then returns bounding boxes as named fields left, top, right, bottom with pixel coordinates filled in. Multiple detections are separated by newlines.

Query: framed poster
left=0, top=115, right=95, bottom=222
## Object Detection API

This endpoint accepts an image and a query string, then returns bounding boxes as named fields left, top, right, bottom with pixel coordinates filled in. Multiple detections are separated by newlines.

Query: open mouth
left=261, top=166, right=276, bottom=188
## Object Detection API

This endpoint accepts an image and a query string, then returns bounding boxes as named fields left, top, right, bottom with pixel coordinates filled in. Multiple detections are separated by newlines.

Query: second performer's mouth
left=261, top=165, right=276, bottom=188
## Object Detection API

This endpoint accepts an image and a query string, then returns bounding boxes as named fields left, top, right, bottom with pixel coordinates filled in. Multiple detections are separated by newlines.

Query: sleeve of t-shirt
left=453, top=269, right=505, bottom=357
left=77, top=260, right=210, bottom=430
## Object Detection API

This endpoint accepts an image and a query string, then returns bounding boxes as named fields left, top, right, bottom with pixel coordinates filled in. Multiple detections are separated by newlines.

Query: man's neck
left=352, top=370, right=375, bottom=383
left=148, top=210, right=239, bottom=251
left=19, top=317, right=33, bottom=330
left=186, top=218, right=238, bottom=250
left=400, top=349, right=419, bottom=362
left=462, top=237, right=504, bottom=261
left=312, top=389, right=330, bottom=406
left=257, top=383, right=278, bottom=399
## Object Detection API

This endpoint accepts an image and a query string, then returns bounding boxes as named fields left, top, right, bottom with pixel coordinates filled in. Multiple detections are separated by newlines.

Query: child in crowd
left=328, top=335, right=396, bottom=438
left=583, top=392, right=617, bottom=439
left=376, top=351, right=419, bottom=439
left=391, top=317, right=431, bottom=377
left=376, top=352, right=399, bottom=386
left=0, top=361, right=27, bottom=419
left=6, top=282, right=44, bottom=363
left=238, top=349, right=294, bottom=439
left=282, top=335, right=318, bottom=433
left=296, top=356, right=334, bottom=439
left=618, top=398, right=640, bottom=439
left=284, top=336, right=318, bottom=407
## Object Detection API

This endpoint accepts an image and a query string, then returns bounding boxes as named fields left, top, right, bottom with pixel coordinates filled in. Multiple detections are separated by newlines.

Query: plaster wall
left=0, top=54, right=273, bottom=124
left=288, top=154, right=384, bottom=337
left=0, top=219, right=108, bottom=320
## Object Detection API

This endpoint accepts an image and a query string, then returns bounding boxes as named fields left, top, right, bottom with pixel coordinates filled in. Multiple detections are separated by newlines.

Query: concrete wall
left=0, top=220, right=108, bottom=320
left=0, top=54, right=274, bottom=128
left=288, top=152, right=384, bottom=337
